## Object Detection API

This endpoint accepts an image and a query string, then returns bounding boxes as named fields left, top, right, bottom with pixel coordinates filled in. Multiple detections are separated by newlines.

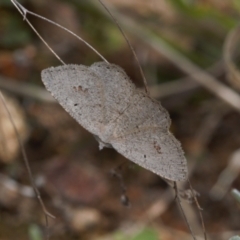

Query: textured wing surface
left=110, top=128, right=187, bottom=181
left=110, top=89, right=171, bottom=139
left=90, top=62, right=135, bottom=127
left=41, top=62, right=187, bottom=181
left=41, top=64, right=105, bottom=136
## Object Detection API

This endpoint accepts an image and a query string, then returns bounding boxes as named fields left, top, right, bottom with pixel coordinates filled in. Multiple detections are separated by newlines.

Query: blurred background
left=0, top=0, right=240, bottom=239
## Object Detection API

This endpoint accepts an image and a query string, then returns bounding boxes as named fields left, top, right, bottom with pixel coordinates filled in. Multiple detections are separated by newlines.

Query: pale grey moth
left=41, top=62, right=188, bottom=181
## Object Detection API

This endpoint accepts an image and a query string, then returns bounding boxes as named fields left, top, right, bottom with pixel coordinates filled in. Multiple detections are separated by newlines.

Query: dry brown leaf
left=0, top=92, right=29, bottom=163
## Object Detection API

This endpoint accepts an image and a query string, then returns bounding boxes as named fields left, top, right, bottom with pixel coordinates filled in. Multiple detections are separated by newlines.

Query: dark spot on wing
left=154, top=140, right=161, bottom=154
left=73, top=85, right=88, bottom=93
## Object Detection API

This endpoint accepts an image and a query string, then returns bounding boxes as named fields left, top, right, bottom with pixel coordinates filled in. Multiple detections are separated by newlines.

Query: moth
left=41, top=61, right=187, bottom=181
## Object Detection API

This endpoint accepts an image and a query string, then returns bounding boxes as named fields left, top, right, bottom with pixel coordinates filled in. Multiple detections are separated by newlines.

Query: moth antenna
left=98, top=0, right=149, bottom=94
left=0, top=91, right=55, bottom=240
left=11, top=0, right=108, bottom=64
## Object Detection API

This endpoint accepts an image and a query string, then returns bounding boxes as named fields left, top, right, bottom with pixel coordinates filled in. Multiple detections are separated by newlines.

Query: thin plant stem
left=174, top=182, right=196, bottom=240
left=0, top=91, right=55, bottom=240
left=11, top=0, right=108, bottom=64
left=98, top=0, right=149, bottom=94
left=188, top=179, right=208, bottom=240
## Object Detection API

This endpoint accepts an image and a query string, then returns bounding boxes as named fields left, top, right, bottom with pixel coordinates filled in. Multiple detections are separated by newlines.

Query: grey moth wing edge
left=110, top=128, right=187, bottom=181
left=41, top=64, right=106, bottom=137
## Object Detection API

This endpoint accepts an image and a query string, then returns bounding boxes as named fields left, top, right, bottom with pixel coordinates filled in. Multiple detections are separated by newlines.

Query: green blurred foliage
left=166, top=0, right=237, bottom=67
left=169, top=0, right=236, bottom=28
left=1, top=0, right=239, bottom=69
left=28, top=224, right=43, bottom=240
left=72, top=0, right=126, bottom=53
left=131, top=228, right=159, bottom=240
left=229, top=236, right=240, bottom=240
left=0, top=15, right=31, bottom=48
left=0, top=0, right=27, bottom=9
left=114, top=228, right=159, bottom=240
left=0, top=0, right=31, bottom=48
left=233, top=0, right=240, bottom=11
